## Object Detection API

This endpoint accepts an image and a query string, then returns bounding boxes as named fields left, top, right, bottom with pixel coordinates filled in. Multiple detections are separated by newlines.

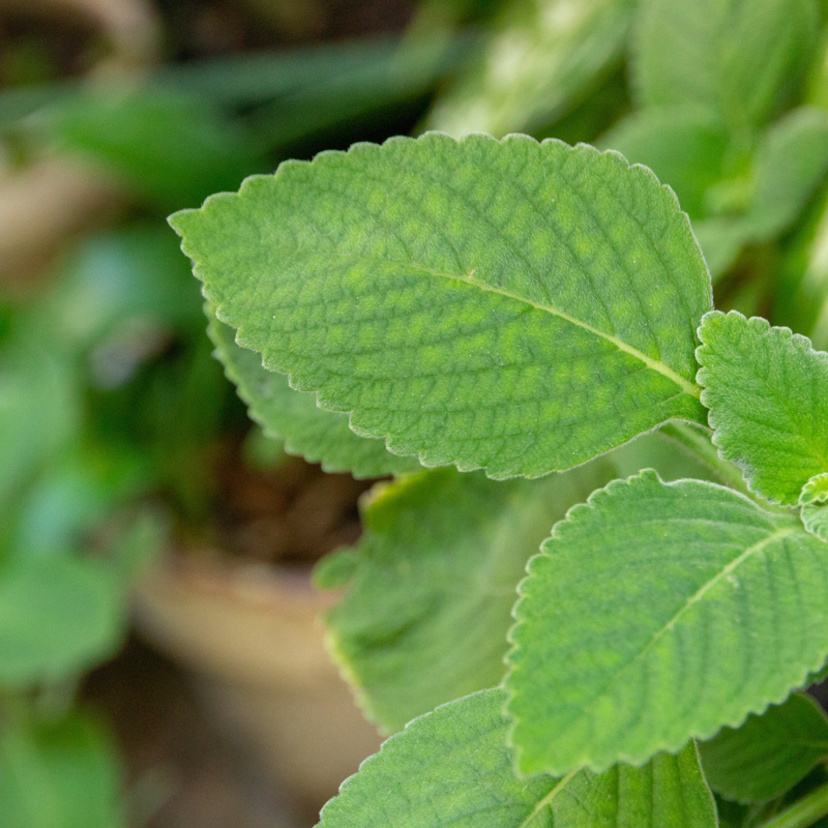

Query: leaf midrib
left=358, top=258, right=702, bottom=400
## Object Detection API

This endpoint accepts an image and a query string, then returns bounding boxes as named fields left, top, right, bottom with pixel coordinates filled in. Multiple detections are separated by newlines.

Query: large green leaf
left=0, top=556, right=125, bottom=686
left=697, top=311, right=828, bottom=505
left=172, top=134, right=710, bottom=479
left=699, top=692, right=828, bottom=804
left=316, top=460, right=612, bottom=732
left=506, top=470, right=828, bottom=776
left=0, top=711, right=124, bottom=828
left=744, top=107, right=828, bottom=241
left=207, top=306, right=421, bottom=477
left=632, top=0, right=819, bottom=130
left=426, top=0, right=636, bottom=136
left=317, top=688, right=717, bottom=828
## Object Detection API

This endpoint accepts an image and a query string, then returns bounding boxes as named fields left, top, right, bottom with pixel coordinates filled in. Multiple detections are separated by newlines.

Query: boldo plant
left=172, top=133, right=828, bottom=827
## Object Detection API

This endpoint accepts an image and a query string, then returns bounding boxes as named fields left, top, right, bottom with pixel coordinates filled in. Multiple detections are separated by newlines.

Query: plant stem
left=757, top=783, right=828, bottom=828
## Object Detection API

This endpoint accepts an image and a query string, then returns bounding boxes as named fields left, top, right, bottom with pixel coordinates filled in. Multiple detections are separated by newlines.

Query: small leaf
left=207, top=306, right=421, bottom=478
left=700, top=692, right=828, bottom=804
left=745, top=107, right=828, bottom=241
left=172, top=134, right=711, bottom=479
left=320, top=461, right=613, bottom=732
left=506, top=470, right=828, bottom=776
left=0, top=556, right=125, bottom=686
left=0, top=711, right=124, bottom=828
left=697, top=311, right=828, bottom=505
left=632, top=0, right=819, bottom=130
left=317, top=688, right=717, bottom=828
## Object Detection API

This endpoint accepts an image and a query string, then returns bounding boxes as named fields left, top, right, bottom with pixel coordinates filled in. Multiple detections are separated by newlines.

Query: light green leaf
left=506, top=469, right=828, bottom=776
left=0, top=711, right=124, bottom=828
left=801, top=474, right=828, bottom=541
left=317, top=688, right=717, bottom=828
left=600, top=107, right=729, bottom=217
left=697, top=311, right=828, bottom=505
left=632, top=0, right=820, bottom=130
left=700, top=692, right=828, bottom=804
left=317, top=460, right=612, bottom=732
left=172, top=134, right=711, bottom=479
left=0, top=556, right=125, bottom=686
left=426, top=0, right=636, bottom=137
left=745, top=107, right=828, bottom=241
left=207, top=306, right=421, bottom=478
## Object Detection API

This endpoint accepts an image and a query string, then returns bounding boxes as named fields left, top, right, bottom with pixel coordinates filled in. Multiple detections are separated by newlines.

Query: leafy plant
left=173, top=129, right=828, bottom=827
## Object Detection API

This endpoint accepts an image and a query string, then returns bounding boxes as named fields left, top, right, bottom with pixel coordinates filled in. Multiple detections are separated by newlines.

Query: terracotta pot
left=132, top=552, right=382, bottom=813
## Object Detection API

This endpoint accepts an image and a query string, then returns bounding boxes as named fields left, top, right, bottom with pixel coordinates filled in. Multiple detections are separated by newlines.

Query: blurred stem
left=757, top=783, right=828, bottom=828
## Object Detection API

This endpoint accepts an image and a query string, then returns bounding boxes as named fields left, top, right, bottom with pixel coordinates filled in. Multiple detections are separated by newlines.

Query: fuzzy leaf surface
left=172, top=134, right=710, bottom=479
left=506, top=470, right=828, bottom=776
left=632, top=0, right=819, bottom=130
left=207, top=307, right=421, bottom=477
left=317, top=461, right=612, bottom=732
left=699, top=693, right=828, bottom=804
left=317, top=688, right=717, bottom=828
left=697, top=311, right=828, bottom=505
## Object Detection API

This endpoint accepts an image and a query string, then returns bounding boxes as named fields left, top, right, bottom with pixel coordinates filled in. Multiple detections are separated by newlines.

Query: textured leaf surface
left=0, top=557, right=124, bottom=686
left=317, top=688, right=717, bottom=828
left=317, top=461, right=612, bottom=732
left=601, top=107, right=729, bottom=217
left=697, top=311, right=828, bottom=505
left=700, top=693, right=828, bottom=804
left=207, top=307, right=421, bottom=477
left=745, top=107, right=828, bottom=241
left=0, top=711, right=124, bottom=828
left=426, top=0, right=635, bottom=136
left=632, top=0, right=819, bottom=130
left=172, top=134, right=711, bottom=479
left=506, top=470, right=828, bottom=776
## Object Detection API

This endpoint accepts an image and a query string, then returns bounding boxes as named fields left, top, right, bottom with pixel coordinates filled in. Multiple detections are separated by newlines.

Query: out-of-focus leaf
left=0, top=556, right=125, bottom=687
left=46, top=88, right=261, bottom=209
left=0, top=711, right=124, bottom=828
left=632, top=0, right=820, bottom=130
left=601, top=107, right=729, bottom=216
left=426, top=0, right=637, bottom=136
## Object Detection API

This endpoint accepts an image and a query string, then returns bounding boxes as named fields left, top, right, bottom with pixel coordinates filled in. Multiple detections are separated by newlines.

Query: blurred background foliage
left=1, top=0, right=828, bottom=826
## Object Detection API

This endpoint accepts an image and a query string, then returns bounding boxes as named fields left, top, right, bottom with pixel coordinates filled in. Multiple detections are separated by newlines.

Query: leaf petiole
left=757, top=782, right=828, bottom=828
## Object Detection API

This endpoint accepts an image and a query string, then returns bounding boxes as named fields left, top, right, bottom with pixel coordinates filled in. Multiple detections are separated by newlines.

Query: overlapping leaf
left=697, top=311, right=828, bottom=504
left=207, top=307, right=421, bottom=477
left=506, top=470, right=828, bottom=776
left=317, top=688, right=717, bottom=828
left=700, top=693, right=828, bottom=803
left=316, top=461, right=612, bottom=732
left=632, top=0, right=819, bottom=130
left=172, top=134, right=711, bottom=479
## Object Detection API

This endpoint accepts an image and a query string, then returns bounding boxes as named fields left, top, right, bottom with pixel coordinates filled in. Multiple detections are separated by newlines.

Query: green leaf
left=0, top=556, right=125, bottom=686
left=697, top=311, right=828, bottom=505
left=426, top=0, right=636, bottom=136
left=171, top=134, right=711, bottom=479
left=318, top=460, right=613, bottom=732
left=632, top=0, right=820, bottom=130
left=700, top=692, right=828, bottom=804
left=505, top=469, right=828, bottom=776
left=0, top=711, right=124, bottom=828
left=745, top=107, right=828, bottom=241
left=690, top=218, right=748, bottom=281
left=317, top=688, right=717, bottom=828
left=801, top=474, right=828, bottom=542
left=207, top=305, right=421, bottom=478
left=601, top=107, right=729, bottom=217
